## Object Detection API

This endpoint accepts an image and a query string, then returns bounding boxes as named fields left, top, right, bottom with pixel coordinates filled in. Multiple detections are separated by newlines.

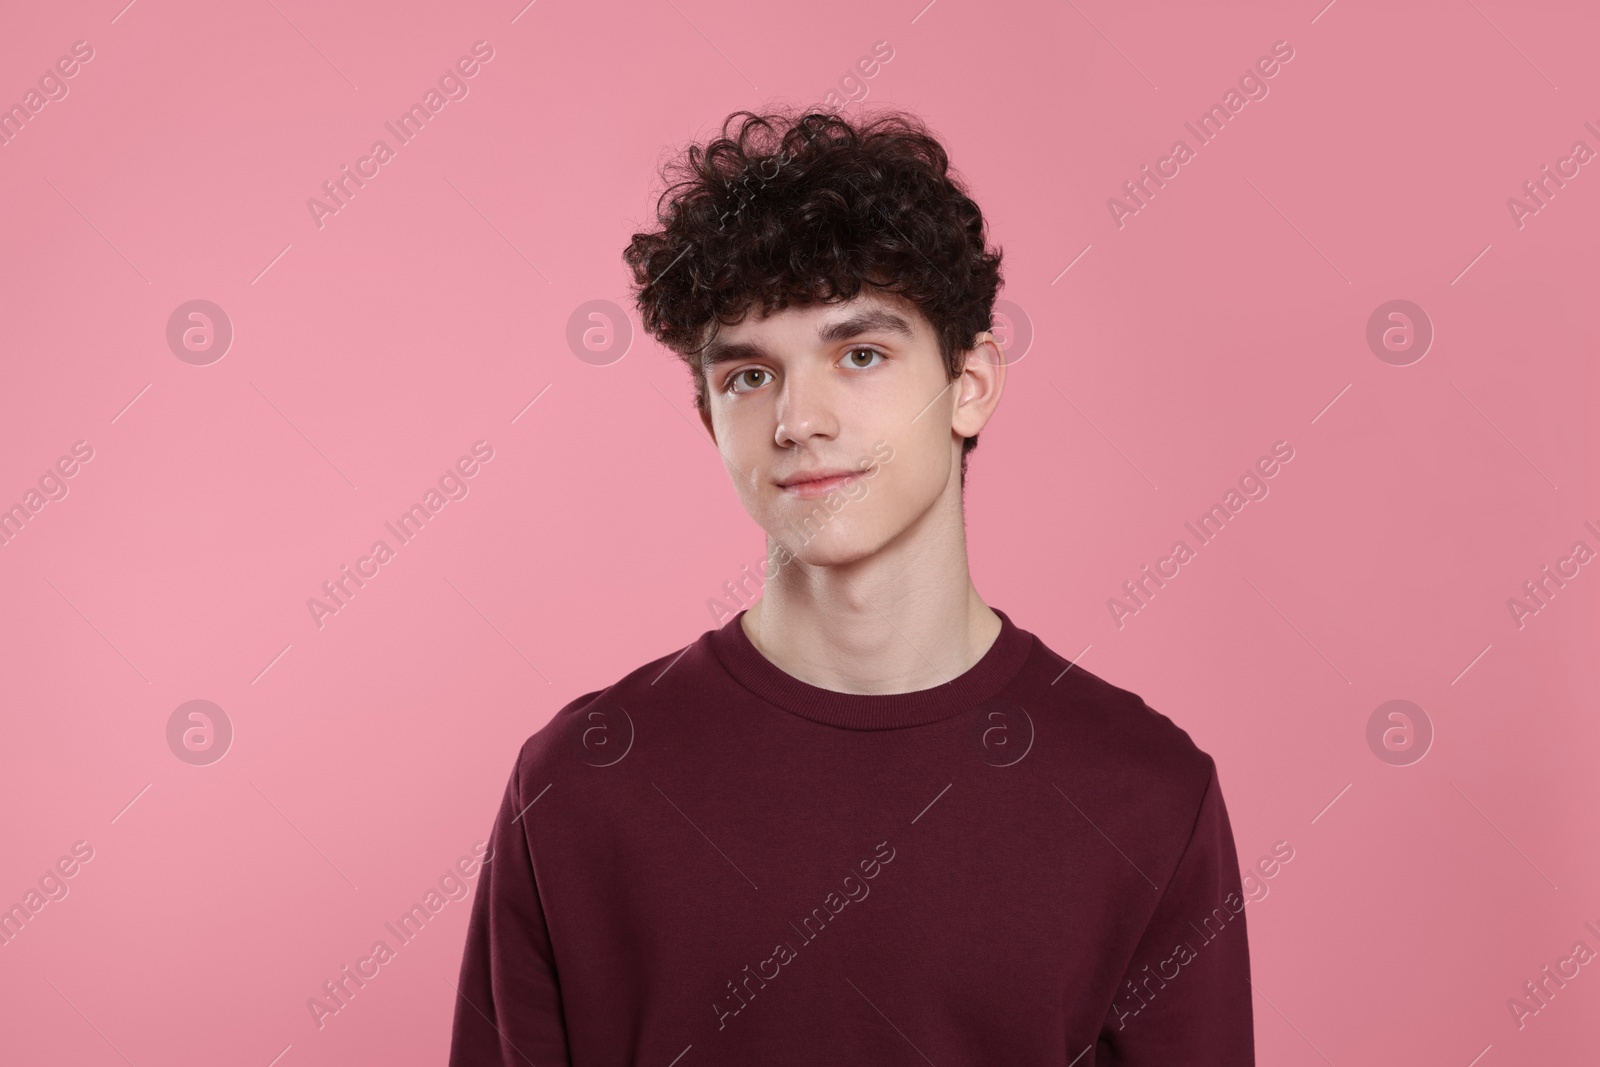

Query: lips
left=776, top=467, right=864, bottom=498
left=777, top=467, right=858, bottom=488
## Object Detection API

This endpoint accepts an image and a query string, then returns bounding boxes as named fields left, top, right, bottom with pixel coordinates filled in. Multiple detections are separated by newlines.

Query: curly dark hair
left=622, top=106, right=1004, bottom=481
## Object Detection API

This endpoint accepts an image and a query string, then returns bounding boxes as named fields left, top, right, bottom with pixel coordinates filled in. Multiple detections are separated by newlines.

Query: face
left=696, top=289, right=1004, bottom=568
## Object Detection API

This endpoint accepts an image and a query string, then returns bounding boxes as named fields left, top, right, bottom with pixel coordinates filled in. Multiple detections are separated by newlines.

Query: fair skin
left=695, top=287, right=1008, bottom=695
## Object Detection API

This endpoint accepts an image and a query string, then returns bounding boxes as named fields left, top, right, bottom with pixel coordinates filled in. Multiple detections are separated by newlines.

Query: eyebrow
left=699, top=308, right=917, bottom=370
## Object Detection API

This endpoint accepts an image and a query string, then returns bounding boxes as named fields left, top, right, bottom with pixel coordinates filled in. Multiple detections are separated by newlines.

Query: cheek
left=850, top=439, right=941, bottom=534
left=730, top=459, right=771, bottom=517
left=891, top=424, right=953, bottom=494
left=713, top=415, right=770, bottom=489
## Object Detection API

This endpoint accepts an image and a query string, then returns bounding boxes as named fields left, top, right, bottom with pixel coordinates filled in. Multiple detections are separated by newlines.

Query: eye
left=841, top=346, right=885, bottom=369
left=725, top=367, right=773, bottom=394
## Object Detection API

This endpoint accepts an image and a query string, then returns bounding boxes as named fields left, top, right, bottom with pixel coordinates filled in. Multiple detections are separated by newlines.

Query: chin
left=767, top=517, right=886, bottom=569
left=792, top=542, right=876, bottom=568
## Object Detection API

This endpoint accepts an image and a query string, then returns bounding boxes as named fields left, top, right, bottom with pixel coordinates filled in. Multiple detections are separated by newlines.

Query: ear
left=950, top=330, right=1006, bottom=442
left=698, top=402, right=718, bottom=445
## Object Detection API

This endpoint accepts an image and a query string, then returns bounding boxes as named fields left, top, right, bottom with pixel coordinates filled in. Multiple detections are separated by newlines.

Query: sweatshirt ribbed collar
left=705, top=607, right=1035, bottom=731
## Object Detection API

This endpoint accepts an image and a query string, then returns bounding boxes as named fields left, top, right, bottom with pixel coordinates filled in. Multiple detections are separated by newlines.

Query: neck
left=740, top=473, right=1001, bottom=695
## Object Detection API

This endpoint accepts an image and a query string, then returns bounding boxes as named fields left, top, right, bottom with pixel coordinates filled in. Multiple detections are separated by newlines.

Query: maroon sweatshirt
left=449, top=608, right=1254, bottom=1065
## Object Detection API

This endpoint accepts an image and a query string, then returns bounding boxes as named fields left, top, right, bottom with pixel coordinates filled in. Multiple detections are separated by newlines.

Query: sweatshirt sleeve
left=1095, top=758, right=1255, bottom=1064
left=448, top=747, right=573, bottom=1067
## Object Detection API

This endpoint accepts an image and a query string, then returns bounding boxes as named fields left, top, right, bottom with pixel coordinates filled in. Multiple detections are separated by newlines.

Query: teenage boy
left=449, top=107, right=1254, bottom=1065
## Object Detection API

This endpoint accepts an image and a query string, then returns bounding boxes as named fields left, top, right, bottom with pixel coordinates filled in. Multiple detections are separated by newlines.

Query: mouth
left=776, top=468, right=865, bottom=499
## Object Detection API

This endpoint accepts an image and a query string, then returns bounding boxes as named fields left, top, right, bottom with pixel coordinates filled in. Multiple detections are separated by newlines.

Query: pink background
left=2, top=0, right=1597, bottom=1063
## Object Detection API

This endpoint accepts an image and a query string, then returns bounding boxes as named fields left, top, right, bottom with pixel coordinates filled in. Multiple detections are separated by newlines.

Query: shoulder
left=1019, top=635, right=1218, bottom=823
left=507, top=630, right=717, bottom=784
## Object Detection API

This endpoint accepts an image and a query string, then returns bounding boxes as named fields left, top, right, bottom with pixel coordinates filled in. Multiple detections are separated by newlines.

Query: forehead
left=699, top=290, right=932, bottom=370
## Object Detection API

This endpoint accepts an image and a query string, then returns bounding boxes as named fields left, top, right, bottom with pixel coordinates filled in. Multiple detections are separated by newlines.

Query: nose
left=773, top=363, right=839, bottom=448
